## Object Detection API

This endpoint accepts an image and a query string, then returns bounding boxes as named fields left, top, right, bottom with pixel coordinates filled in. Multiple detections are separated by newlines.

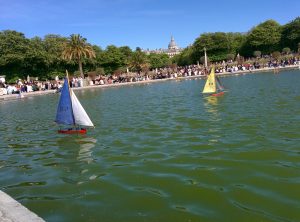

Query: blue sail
left=55, top=78, right=75, bottom=125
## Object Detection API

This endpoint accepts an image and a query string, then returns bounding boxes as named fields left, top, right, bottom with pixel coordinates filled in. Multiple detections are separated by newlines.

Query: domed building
left=143, top=36, right=183, bottom=58
left=168, top=36, right=179, bottom=50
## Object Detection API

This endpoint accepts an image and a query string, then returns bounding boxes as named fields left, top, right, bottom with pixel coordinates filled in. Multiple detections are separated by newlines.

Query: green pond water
left=1, top=70, right=300, bottom=222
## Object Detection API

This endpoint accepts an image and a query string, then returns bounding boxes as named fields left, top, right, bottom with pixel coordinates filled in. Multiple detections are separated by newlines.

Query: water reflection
left=55, top=135, right=98, bottom=185
left=55, top=135, right=97, bottom=162
left=203, top=96, right=223, bottom=145
left=76, top=137, right=97, bottom=164
left=204, top=95, right=218, bottom=106
left=203, top=96, right=222, bottom=121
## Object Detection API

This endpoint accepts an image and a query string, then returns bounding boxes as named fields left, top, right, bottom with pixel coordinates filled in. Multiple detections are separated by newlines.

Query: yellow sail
left=202, top=67, right=216, bottom=94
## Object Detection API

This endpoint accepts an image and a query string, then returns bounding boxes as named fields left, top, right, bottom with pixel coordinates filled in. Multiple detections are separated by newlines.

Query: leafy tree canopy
left=148, top=53, right=170, bottom=69
left=281, top=17, right=300, bottom=51
left=191, top=32, right=246, bottom=63
left=1, top=16, right=300, bottom=81
left=247, top=20, right=281, bottom=53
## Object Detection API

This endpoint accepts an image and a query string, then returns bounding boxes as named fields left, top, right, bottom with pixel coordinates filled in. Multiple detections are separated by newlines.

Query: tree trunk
left=78, top=60, right=84, bottom=79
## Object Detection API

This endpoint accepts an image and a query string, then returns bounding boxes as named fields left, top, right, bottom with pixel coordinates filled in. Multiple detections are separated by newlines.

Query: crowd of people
left=0, top=79, right=61, bottom=96
left=1, top=56, right=299, bottom=96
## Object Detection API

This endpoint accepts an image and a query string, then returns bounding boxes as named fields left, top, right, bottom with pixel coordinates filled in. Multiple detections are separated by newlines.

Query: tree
left=226, top=53, right=235, bottom=61
left=200, top=55, right=210, bottom=65
left=119, top=46, right=132, bottom=57
left=119, top=46, right=133, bottom=69
left=192, top=32, right=227, bottom=62
left=25, top=37, right=48, bottom=79
left=253, top=51, right=262, bottom=58
left=62, top=34, right=95, bottom=78
left=173, top=46, right=193, bottom=66
left=98, top=45, right=127, bottom=74
left=95, top=67, right=105, bottom=75
left=247, top=20, right=281, bottom=54
left=272, top=51, right=281, bottom=60
left=148, top=53, right=170, bottom=69
left=43, top=34, right=68, bottom=72
left=128, top=50, right=149, bottom=73
left=192, top=32, right=246, bottom=62
left=0, top=30, right=30, bottom=80
left=225, top=32, right=247, bottom=54
left=282, top=47, right=291, bottom=54
left=281, top=17, right=300, bottom=51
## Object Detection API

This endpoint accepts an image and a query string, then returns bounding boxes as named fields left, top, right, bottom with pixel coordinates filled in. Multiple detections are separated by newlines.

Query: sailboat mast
left=66, top=70, right=70, bottom=91
left=204, top=47, right=208, bottom=69
left=66, top=70, right=76, bottom=126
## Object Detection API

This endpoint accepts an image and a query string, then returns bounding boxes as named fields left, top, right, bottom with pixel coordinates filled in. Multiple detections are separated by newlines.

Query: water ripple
left=1, top=71, right=300, bottom=221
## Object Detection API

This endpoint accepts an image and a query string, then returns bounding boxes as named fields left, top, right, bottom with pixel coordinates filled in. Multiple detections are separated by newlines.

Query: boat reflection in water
left=76, top=137, right=99, bottom=184
left=203, top=95, right=223, bottom=145
left=77, top=137, right=97, bottom=164
left=55, top=135, right=98, bottom=185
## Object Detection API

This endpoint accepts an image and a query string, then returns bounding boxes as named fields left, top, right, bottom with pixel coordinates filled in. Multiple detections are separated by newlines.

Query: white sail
left=70, top=90, right=94, bottom=127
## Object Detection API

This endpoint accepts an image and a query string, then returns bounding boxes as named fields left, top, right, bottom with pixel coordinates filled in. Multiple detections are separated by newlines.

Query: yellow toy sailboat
left=202, top=66, right=225, bottom=97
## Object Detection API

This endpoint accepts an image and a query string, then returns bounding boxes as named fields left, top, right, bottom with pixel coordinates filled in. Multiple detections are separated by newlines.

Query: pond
left=1, top=70, right=300, bottom=222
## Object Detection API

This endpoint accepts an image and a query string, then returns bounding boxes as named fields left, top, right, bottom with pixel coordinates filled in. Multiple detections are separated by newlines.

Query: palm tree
left=62, top=34, right=95, bottom=78
left=128, top=50, right=149, bottom=74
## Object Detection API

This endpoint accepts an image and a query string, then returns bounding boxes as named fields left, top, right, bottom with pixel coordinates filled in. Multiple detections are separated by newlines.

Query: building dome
left=168, top=36, right=179, bottom=50
left=142, top=35, right=182, bottom=58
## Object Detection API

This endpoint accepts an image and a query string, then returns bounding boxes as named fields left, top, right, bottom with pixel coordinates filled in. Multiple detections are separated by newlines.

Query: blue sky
left=0, top=0, right=299, bottom=50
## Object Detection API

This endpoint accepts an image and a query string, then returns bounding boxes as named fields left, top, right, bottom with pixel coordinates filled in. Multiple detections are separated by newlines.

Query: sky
left=0, top=0, right=299, bottom=50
